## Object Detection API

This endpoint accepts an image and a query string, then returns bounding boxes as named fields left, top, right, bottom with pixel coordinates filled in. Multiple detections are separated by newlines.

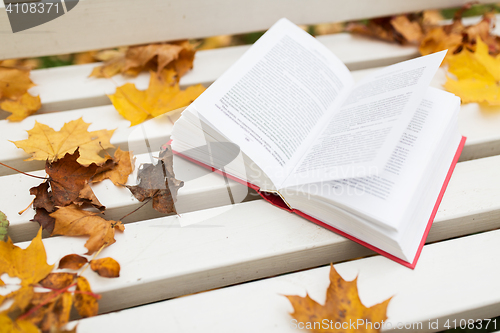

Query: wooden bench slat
left=10, top=153, right=500, bottom=314
left=71, top=229, right=500, bottom=333
left=1, top=0, right=498, bottom=60
left=2, top=151, right=252, bottom=242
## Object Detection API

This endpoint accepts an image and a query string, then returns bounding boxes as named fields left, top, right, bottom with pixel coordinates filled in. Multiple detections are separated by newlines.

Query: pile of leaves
left=347, top=4, right=500, bottom=105
left=1, top=116, right=184, bottom=332
left=0, top=67, right=41, bottom=122
left=0, top=229, right=120, bottom=332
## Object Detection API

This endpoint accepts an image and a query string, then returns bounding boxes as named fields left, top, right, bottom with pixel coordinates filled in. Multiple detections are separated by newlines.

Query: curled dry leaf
left=90, top=257, right=120, bottom=278
left=12, top=118, right=115, bottom=166
left=126, top=145, right=184, bottom=214
left=90, top=41, right=196, bottom=78
left=108, top=69, right=205, bottom=126
left=0, top=210, right=9, bottom=241
left=38, top=273, right=76, bottom=290
left=285, top=265, right=391, bottom=333
left=92, top=147, right=135, bottom=185
left=444, top=37, right=500, bottom=105
left=50, top=205, right=124, bottom=255
left=58, top=254, right=88, bottom=270
left=74, top=276, right=99, bottom=318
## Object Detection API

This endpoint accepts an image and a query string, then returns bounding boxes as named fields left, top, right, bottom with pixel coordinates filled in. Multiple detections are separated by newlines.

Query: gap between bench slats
left=11, top=153, right=500, bottom=314
left=70, top=229, right=500, bottom=333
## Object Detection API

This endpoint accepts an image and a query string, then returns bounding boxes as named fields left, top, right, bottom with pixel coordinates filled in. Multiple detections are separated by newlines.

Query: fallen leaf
left=92, top=148, right=135, bottom=185
left=58, top=254, right=88, bottom=270
left=1, top=92, right=41, bottom=122
left=0, top=210, right=9, bottom=241
left=90, top=41, right=195, bottom=78
left=285, top=265, right=391, bottom=333
left=0, top=313, right=41, bottom=333
left=420, top=8, right=500, bottom=58
left=444, top=37, right=500, bottom=105
left=126, top=145, right=184, bottom=214
left=90, top=257, right=120, bottom=278
left=0, top=228, right=54, bottom=286
left=108, top=69, right=205, bottom=126
left=38, top=273, right=76, bottom=290
left=12, top=118, right=115, bottom=166
left=0, top=66, right=35, bottom=100
left=25, top=290, right=73, bottom=332
left=73, top=276, right=98, bottom=318
left=50, top=205, right=124, bottom=254
left=347, top=14, right=423, bottom=45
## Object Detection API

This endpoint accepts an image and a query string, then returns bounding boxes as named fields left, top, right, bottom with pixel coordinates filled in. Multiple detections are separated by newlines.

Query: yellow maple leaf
left=108, top=69, right=205, bottom=126
left=285, top=265, right=391, bottom=333
left=1, top=92, right=41, bottom=122
left=444, top=37, right=500, bottom=105
left=0, top=228, right=54, bottom=287
left=12, top=118, right=115, bottom=165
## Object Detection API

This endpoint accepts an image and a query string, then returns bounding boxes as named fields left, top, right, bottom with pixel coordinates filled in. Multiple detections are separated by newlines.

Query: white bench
left=1, top=1, right=500, bottom=332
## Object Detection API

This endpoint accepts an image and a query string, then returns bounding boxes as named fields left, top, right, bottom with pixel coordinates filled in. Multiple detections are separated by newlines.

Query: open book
left=171, top=18, right=465, bottom=268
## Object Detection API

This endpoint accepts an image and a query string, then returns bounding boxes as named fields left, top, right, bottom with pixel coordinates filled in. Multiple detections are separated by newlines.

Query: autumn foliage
left=285, top=265, right=392, bottom=333
left=0, top=67, right=41, bottom=121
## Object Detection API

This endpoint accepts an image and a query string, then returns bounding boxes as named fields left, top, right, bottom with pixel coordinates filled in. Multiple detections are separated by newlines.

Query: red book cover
left=168, top=136, right=466, bottom=269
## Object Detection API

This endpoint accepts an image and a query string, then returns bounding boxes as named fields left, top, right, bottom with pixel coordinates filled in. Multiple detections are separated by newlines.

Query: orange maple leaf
left=285, top=265, right=392, bottom=333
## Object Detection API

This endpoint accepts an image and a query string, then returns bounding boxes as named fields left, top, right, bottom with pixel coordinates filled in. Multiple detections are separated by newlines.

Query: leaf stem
left=0, top=162, right=49, bottom=180
left=119, top=196, right=153, bottom=221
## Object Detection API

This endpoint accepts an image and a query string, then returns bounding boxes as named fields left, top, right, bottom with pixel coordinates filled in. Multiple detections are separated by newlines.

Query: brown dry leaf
left=0, top=313, right=41, bottom=333
left=90, top=41, right=195, bottom=78
left=108, top=69, right=205, bottom=126
left=50, top=205, right=124, bottom=254
left=58, top=254, right=88, bottom=270
left=0, top=66, right=35, bottom=100
left=126, top=145, right=184, bottom=214
left=90, top=257, right=120, bottom=278
left=0, top=228, right=54, bottom=286
left=74, top=276, right=98, bottom=318
left=30, top=150, right=113, bottom=233
left=1, top=92, right=41, bottom=122
left=12, top=118, right=115, bottom=166
left=444, top=37, right=500, bottom=105
left=347, top=14, right=422, bottom=45
left=285, top=265, right=391, bottom=333
left=38, top=273, right=76, bottom=290
left=92, top=148, right=135, bottom=185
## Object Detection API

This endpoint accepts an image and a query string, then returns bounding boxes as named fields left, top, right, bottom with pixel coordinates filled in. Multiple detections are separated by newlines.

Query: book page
left=284, top=88, right=460, bottom=230
left=282, top=51, right=446, bottom=187
left=189, top=18, right=354, bottom=188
